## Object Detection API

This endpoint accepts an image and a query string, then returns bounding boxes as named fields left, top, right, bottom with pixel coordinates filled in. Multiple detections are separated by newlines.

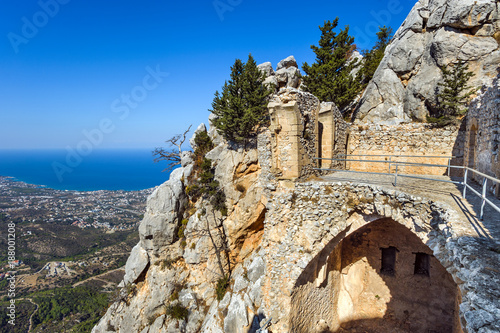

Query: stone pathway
left=321, top=171, right=500, bottom=244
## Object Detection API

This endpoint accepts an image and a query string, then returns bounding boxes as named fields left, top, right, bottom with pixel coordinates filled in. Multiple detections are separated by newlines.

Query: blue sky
left=0, top=0, right=415, bottom=149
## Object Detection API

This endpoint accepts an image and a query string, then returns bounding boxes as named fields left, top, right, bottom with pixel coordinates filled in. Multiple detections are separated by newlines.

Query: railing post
left=463, top=169, right=468, bottom=198
left=394, top=164, right=398, bottom=186
left=480, top=177, right=487, bottom=220
left=447, top=158, right=451, bottom=177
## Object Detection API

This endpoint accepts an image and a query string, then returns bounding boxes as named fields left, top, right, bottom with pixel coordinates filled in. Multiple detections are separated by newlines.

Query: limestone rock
left=247, top=257, right=265, bottom=283
left=257, top=62, right=274, bottom=77
left=139, top=168, right=186, bottom=254
left=275, top=66, right=301, bottom=89
left=123, top=243, right=149, bottom=285
left=354, top=0, right=500, bottom=123
left=181, top=151, right=193, bottom=167
left=224, top=294, right=249, bottom=333
left=263, top=75, right=278, bottom=89
left=208, top=113, right=224, bottom=146
left=276, top=55, right=298, bottom=70
left=233, top=274, right=249, bottom=293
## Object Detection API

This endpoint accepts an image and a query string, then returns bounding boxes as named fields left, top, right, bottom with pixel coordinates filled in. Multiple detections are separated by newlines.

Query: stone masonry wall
left=318, top=102, right=348, bottom=169
left=347, top=123, right=466, bottom=176
left=465, top=74, right=500, bottom=196
left=268, top=88, right=319, bottom=179
left=260, top=181, right=500, bottom=333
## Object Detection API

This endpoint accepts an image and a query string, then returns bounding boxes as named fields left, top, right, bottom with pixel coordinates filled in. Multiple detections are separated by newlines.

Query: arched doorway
left=290, top=218, right=462, bottom=333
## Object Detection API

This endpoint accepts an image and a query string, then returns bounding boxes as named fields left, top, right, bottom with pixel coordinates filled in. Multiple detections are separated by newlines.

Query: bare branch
left=153, top=125, right=192, bottom=172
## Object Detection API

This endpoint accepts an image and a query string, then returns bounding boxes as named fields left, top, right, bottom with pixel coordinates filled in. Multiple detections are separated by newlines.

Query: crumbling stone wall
left=260, top=182, right=500, bottom=333
left=268, top=89, right=319, bottom=179
left=347, top=123, right=466, bottom=176
left=318, top=102, right=348, bottom=169
left=465, top=74, right=500, bottom=196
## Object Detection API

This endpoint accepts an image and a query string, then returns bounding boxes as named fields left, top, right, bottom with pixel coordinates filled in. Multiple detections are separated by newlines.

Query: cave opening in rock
left=290, top=218, right=462, bottom=333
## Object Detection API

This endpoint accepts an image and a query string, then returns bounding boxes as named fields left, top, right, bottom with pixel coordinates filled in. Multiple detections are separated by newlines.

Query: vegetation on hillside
left=358, top=26, right=393, bottom=87
left=428, top=60, right=476, bottom=127
left=210, top=54, right=273, bottom=145
left=302, top=18, right=361, bottom=110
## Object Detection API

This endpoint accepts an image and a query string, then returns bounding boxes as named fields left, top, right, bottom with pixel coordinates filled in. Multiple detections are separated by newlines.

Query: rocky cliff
left=354, top=0, right=500, bottom=125
left=92, top=115, right=273, bottom=333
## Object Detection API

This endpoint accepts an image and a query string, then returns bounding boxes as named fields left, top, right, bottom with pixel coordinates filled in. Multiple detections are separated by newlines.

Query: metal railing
left=336, top=154, right=456, bottom=176
left=314, top=155, right=500, bottom=220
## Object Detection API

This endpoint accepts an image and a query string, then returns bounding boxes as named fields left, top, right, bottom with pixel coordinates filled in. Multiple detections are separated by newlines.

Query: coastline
left=0, top=149, right=173, bottom=192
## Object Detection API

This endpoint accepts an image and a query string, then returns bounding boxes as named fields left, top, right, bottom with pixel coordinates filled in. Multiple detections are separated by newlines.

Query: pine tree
left=302, top=18, right=361, bottom=110
left=436, top=60, right=476, bottom=117
left=359, top=26, right=392, bottom=87
left=210, top=54, right=273, bottom=144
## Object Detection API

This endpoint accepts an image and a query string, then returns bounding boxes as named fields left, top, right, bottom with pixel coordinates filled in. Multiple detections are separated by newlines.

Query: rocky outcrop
left=138, top=167, right=186, bottom=257
left=259, top=55, right=301, bottom=90
left=354, top=0, right=500, bottom=124
left=93, top=121, right=272, bottom=333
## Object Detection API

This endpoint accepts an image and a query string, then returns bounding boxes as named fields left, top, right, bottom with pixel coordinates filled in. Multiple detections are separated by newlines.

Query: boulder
left=257, top=62, right=274, bottom=77
left=275, top=67, right=301, bottom=89
left=123, top=243, right=149, bottom=285
left=139, top=168, right=186, bottom=254
left=276, top=55, right=298, bottom=70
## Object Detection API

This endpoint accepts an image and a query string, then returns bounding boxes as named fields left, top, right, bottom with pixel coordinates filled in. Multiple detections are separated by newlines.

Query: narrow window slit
left=414, top=252, right=430, bottom=276
left=380, top=246, right=397, bottom=276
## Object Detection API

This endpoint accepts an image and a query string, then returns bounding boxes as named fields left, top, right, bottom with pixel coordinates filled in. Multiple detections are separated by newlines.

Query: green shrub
left=216, top=275, right=229, bottom=301
left=194, top=131, right=214, bottom=158
left=166, top=304, right=189, bottom=320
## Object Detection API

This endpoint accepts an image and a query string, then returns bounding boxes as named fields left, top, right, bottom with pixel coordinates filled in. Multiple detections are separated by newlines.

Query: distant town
left=0, top=176, right=154, bottom=231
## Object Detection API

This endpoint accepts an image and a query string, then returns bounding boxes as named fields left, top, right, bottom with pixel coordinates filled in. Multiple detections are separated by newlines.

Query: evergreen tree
left=210, top=54, right=273, bottom=144
left=436, top=60, right=476, bottom=117
left=302, top=18, right=361, bottom=110
left=359, top=26, right=392, bottom=87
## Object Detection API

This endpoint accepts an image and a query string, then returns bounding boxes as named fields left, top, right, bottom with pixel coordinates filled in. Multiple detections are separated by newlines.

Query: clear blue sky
left=0, top=0, right=415, bottom=149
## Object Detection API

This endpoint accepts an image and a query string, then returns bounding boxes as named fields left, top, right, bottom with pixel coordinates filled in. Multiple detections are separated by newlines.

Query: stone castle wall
left=347, top=123, right=466, bottom=176
left=318, top=102, right=348, bottom=169
left=268, top=89, right=319, bottom=180
left=465, top=74, right=500, bottom=196
left=261, top=181, right=500, bottom=333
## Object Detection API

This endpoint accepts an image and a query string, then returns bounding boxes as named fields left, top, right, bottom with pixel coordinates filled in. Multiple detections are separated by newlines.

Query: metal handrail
left=336, top=154, right=457, bottom=159
left=316, top=156, right=500, bottom=220
left=315, top=155, right=458, bottom=176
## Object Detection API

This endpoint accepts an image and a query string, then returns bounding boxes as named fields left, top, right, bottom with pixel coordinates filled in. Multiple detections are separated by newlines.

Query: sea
left=0, top=149, right=174, bottom=191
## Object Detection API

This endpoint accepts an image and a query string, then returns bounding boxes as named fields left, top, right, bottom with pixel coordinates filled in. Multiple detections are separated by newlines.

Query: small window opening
left=380, top=246, right=397, bottom=276
left=414, top=253, right=430, bottom=276
left=145, top=235, right=153, bottom=240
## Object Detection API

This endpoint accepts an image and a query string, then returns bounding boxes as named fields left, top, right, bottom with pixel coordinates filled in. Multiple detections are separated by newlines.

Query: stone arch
left=289, top=216, right=462, bottom=333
